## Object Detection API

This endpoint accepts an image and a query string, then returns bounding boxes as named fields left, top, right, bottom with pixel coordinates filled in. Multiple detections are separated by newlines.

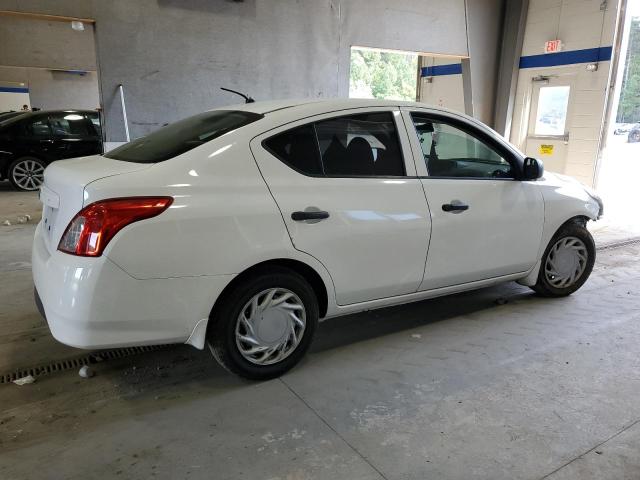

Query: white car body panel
left=31, top=98, right=602, bottom=351
left=251, top=107, right=431, bottom=305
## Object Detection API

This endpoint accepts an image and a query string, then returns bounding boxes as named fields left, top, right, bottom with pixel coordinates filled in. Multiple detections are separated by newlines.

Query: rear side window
left=27, top=118, right=51, bottom=137
left=49, top=113, right=93, bottom=137
left=263, top=125, right=323, bottom=175
left=105, top=110, right=263, bottom=163
left=316, top=112, right=404, bottom=176
left=264, top=111, right=405, bottom=177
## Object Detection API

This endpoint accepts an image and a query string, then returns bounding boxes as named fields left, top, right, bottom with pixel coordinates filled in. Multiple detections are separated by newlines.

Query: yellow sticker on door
left=539, top=144, right=554, bottom=155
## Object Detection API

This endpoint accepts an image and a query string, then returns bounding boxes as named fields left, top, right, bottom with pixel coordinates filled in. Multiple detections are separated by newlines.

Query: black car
left=629, top=123, right=640, bottom=143
left=0, top=110, right=102, bottom=191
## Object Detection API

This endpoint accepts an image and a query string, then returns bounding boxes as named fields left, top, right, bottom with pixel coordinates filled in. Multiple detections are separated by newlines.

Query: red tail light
left=58, top=197, right=173, bottom=257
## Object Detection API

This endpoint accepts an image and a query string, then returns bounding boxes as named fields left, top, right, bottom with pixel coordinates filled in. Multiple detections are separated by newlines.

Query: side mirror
left=523, top=157, right=544, bottom=180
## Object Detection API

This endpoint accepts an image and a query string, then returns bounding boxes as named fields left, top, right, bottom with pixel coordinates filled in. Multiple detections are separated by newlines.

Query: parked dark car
left=628, top=123, right=640, bottom=143
left=0, top=110, right=102, bottom=191
left=0, top=111, right=27, bottom=123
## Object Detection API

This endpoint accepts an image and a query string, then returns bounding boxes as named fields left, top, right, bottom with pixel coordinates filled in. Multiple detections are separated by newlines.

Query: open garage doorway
left=596, top=0, right=640, bottom=240
left=348, top=46, right=469, bottom=113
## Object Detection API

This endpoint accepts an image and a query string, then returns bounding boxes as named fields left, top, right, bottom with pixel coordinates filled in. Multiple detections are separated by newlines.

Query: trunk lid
left=40, top=156, right=152, bottom=253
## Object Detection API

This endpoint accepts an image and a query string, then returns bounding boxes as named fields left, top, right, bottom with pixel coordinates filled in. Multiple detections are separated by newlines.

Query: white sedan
left=32, top=99, right=603, bottom=379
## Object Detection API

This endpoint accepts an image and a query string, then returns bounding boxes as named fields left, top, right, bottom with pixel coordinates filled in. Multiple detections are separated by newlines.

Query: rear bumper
left=31, top=222, right=234, bottom=349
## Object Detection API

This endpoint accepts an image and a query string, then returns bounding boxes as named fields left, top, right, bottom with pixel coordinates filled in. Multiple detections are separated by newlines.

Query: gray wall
left=0, top=0, right=506, bottom=141
left=0, top=67, right=100, bottom=110
left=0, top=14, right=99, bottom=111
left=0, top=15, right=96, bottom=70
left=465, top=0, right=506, bottom=126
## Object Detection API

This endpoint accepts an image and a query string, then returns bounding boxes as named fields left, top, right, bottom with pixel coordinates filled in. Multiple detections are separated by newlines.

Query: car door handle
left=442, top=202, right=469, bottom=213
left=291, top=210, right=330, bottom=221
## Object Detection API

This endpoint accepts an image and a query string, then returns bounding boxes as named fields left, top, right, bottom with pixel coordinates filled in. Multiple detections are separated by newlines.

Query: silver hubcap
left=544, top=236, right=588, bottom=288
left=235, top=288, right=306, bottom=366
left=12, top=160, right=44, bottom=191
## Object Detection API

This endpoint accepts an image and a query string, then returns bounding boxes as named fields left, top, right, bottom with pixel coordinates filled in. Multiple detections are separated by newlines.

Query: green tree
left=349, top=49, right=418, bottom=101
left=617, top=17, right=640, bottom=123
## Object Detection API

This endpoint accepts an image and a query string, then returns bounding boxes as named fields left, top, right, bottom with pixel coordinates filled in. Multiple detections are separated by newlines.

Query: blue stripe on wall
left=0, top=86, right=29, bottom=93
left=420, top=63, right=462, bottom=77
left=519, top=46, right=612, bottom=69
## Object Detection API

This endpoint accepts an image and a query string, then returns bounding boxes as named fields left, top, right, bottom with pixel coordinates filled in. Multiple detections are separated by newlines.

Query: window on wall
left=534, top=86, right=570, bottom=136
left=349, top=47, right=418, bottom=101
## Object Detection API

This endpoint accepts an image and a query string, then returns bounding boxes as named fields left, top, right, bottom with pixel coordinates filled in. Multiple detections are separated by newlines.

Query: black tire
left=207, top=266, right=319, bottom=380
left=629, top=130, right=640, bottom=143
left=8, top=156, right=46, bottom=191
left=531, top=221, right=595, bottom=297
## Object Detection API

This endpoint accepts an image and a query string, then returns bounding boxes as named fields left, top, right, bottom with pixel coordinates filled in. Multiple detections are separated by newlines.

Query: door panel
left=401, top=108, right=544, bottom=290
left=419, top=179, right=543, bottom=290
left=251, top=108, right=431, bottom=305
left=525, top=76, right=575, bottom=173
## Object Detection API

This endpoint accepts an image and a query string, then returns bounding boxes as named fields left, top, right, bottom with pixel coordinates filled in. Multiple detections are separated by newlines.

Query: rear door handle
left=291, top=210, right=330, bottom=221
left=442, top=202, right=469, bottom=213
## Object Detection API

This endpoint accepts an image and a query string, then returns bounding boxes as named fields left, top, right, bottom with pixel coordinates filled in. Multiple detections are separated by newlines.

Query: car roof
left=225, top=98, right=457, bottom=115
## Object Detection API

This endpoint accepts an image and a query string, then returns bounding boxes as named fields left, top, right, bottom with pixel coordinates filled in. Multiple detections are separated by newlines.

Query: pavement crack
left=539, top=417, right=640, bottom=479
left=279, top=377, right=389, bottom=480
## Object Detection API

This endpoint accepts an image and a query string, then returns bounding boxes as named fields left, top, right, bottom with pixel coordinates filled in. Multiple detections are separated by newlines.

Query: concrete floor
left=1, top=181, right=640, bottom=479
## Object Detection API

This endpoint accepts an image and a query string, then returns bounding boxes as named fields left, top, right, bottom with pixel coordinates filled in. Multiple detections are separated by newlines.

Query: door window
left=263, top=125, right=323, bottom=175
left=533, top=86, right=570, bottom=136
left=86, top=112, right=102, bottom=137
left=26, top=117, right=51, bottom=137
left=316, top=112, right=405, bottom=176
left=49, top=113, right=93, bottom=137
left=264, top=111, right=406, bottom=177
left=411, top=113, right=514, bottom=179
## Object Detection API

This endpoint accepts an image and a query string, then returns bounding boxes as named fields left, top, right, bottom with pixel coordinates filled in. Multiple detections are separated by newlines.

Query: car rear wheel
left=207, top=267, right=318, bottom=380
left=629, top=130, right=640, bottom=143
left=531, top=222, right=595, bottom=297
left=9, top=157, right=46, bottom=191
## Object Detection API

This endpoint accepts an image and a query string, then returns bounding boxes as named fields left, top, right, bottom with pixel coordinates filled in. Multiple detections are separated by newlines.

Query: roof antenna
left=220, top=87, right=255, bottom=103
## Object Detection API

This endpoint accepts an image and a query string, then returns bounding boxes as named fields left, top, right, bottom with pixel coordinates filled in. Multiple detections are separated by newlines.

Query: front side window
left=106, top=110, right=263, bottom=163
left=264, top=111, right=406, bottom=177
left=411, top=113, right=514, bottom=179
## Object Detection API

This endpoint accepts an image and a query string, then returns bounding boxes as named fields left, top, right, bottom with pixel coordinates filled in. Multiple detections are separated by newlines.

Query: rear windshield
left=104, top=110, right=263, bottom=163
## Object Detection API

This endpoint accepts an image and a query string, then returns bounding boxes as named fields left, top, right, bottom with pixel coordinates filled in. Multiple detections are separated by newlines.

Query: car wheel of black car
left=9, top=157, right=46, bottom=191
left=629, top=130, right=640, bottom=143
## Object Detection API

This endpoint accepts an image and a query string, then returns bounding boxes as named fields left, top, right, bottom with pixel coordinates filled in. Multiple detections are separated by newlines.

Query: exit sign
left=545, top=40, right=562, bottom=53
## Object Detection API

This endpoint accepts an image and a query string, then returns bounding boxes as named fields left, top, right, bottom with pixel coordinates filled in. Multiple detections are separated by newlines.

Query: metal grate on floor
left=0, top=344, right=172, bottom=384
left=596, top=236, right=640, bottom=251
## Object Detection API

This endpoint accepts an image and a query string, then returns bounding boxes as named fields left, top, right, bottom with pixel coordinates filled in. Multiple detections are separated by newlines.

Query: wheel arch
left=208, top=258, right=329, bottom=328
left=517, top=214, right=593, bottom=287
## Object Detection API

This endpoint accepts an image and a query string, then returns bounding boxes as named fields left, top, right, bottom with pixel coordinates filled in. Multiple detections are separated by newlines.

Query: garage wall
left=418, top=57, right=465, bottom=113
left=0, top=15, right=96, bottom=70
left=509, top=0, right=620, bottom=186
left=0, top=0, right=505, bottom=141
left=0, top=67, right=99, bottom=110
left=0, top=14, right=99, bottom=112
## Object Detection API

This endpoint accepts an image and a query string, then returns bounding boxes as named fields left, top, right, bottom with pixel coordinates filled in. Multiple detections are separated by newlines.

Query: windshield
left=105, top=110, right=263, bottom=163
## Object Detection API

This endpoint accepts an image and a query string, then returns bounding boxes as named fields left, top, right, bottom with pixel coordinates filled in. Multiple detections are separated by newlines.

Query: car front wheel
left=531, top=221, right=595, bottom=297
left=9, top=157, right=46, bottom=191
left=207, top=267, right=319, bottom=380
